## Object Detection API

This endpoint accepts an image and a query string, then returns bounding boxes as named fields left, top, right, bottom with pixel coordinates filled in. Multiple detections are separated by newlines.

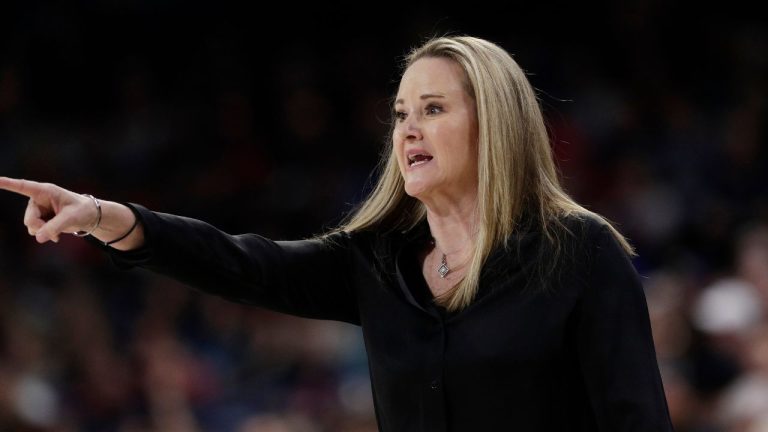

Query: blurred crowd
left=0, top=3, right=766, bottom=432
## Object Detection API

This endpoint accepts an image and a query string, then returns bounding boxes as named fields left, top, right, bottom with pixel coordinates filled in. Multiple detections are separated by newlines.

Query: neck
left=423, top=193, right=479, bottom=264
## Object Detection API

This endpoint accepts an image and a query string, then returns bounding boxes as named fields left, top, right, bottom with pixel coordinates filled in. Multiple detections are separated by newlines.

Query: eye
left=425, top=104, right=443, bottom=115
left=393, top=111, right=407, bottom=122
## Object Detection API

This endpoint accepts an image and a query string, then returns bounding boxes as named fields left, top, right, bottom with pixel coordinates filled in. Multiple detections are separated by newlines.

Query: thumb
left=35, top=212, right=74, bottom=244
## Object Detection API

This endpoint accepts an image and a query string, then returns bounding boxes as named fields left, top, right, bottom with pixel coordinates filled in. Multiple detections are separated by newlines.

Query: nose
left=402, top=115, right=423, bottom=141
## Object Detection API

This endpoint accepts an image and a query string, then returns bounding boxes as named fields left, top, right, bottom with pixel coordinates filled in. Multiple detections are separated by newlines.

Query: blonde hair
left=333, top=35, right=635, bottom=312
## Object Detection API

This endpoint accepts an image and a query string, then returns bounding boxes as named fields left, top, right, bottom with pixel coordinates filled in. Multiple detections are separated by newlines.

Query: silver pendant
left=438, top=254, right=450, bottom=278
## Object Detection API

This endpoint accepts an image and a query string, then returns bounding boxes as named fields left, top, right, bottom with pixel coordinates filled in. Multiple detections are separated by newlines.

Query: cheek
left=442, top=128, right=474, bottom=162
left=392, top=140, right=407, bottom=174
left=459, top=121, right=479, bottom=162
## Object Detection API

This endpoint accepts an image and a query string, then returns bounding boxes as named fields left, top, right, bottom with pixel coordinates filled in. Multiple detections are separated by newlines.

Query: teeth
left=409, top=154, right=428, bottom=161
left=408, top=154, right=433, bottom=166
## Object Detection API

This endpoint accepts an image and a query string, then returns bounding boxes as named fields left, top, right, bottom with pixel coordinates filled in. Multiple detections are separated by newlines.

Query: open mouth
left=408, top=153, right=434, bottom=167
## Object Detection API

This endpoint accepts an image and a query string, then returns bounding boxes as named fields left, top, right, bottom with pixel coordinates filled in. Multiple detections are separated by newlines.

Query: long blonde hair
left=334, top=35, right=635, bottom=312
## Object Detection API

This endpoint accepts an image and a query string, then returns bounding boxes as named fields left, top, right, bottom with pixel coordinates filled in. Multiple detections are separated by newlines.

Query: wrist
left=73, top=194, right=102, bottom=237
left=91, top=201, right=139, bottom=244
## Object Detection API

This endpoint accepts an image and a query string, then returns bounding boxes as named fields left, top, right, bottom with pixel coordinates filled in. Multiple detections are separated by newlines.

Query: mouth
left=407, top=153, right=434, bottom=168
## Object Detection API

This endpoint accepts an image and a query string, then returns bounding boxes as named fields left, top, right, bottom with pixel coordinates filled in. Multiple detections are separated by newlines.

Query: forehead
left=396, top=57, right=466, bottom=98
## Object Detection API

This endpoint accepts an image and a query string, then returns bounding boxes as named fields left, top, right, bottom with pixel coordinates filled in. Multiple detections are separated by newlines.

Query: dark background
left=0, top=3, right=766, bottom=431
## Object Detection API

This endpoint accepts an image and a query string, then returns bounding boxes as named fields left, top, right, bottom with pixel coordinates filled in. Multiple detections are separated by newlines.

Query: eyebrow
left=394, top=93, right=446, bottom=107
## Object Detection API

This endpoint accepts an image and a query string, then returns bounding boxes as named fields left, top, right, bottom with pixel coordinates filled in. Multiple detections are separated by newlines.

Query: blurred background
left=0, top=2, right=766, bottom=431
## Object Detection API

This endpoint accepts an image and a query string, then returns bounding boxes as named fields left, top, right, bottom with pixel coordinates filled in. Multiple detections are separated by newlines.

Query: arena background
left=0, top=3, right=766, bottom=431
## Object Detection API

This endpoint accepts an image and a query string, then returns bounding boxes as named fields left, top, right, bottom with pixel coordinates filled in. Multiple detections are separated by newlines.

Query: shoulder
left=547, top=212, right=631, bottom=274
left=549, top=212, right=612, bottom=249
left=322, top=228, right=387, bottom=261
left=559, top=214, right=639, bottom=283
left=299, top=230, right=356, bottom=256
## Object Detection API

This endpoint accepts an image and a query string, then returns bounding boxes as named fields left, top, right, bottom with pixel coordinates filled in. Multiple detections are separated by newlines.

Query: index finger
left=0, top=177, right=47, bottom=199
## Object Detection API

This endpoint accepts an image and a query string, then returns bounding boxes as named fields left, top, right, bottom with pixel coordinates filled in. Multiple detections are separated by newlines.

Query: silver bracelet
left=73, top=194, right=102, bottom=237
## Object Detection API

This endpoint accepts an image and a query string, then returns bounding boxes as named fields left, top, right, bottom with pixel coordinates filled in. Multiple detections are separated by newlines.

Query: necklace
left=437, top=253, right=450, bottom=278
left=430, top=238, right=451, bottom=278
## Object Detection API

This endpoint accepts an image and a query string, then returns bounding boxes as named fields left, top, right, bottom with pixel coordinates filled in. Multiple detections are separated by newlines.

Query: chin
left=403, top=181, right=433, bottom=199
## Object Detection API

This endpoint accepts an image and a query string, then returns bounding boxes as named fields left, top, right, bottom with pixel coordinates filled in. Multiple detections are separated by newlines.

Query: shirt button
left=430, top=380, right=440, bottom=391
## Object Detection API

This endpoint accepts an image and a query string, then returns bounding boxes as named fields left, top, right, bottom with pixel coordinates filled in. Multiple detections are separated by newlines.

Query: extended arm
left=0, top=177, right=360, bottom=325
left=94, top=203, right=360, bottom=324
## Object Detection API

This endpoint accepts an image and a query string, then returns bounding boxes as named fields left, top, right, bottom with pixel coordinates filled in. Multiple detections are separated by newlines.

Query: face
left=393, top=57, right=479, bottom=202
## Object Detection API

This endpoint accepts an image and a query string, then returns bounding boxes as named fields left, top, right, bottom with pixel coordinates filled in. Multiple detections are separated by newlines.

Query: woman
left=0, top=36, right=674, bottom=431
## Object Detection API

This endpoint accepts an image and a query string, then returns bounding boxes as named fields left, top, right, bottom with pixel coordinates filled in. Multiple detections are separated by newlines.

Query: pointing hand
left=0, top=177, right=100, bottom=243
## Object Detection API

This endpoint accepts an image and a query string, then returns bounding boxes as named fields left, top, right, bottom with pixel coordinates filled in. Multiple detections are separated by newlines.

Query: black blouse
left=88, top=203, right=675, bottom=432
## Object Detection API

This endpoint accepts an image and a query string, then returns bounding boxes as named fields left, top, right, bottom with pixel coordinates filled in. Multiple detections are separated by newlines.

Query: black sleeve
left=86, top=203, right=360, bottom=325
left=574, top=224, right=675, bottom=431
